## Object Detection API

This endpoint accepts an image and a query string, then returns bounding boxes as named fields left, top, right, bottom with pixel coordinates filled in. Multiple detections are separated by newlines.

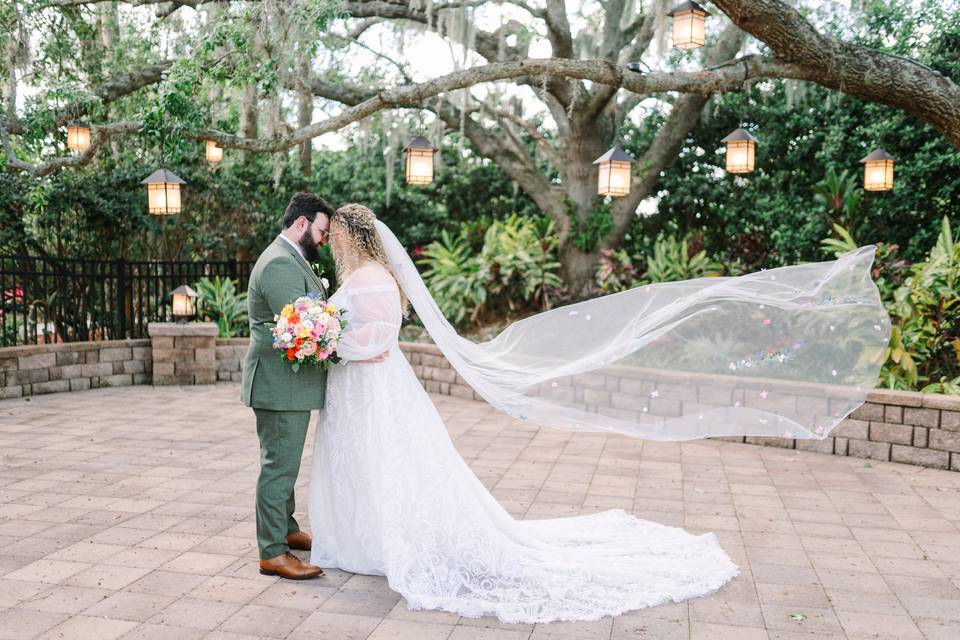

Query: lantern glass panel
left=598, top=160, right=632, bottom=197
left=406, top=149, right=434, bottom=185
left=864, top=160, right=894, bottom=191
left=672, top=10, right=706, bottom=49
left=206, top=140, right=223, bottom=163
left=67, top=125, right=90, bottom=152
left=172, top=293, right=195, bottom=317
left=726, top=140, right=756, bottom=174
left=147, top=183, right=182, bottom=215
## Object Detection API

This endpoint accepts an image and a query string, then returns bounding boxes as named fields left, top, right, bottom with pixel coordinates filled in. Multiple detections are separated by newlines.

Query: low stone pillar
left=148, top=322, right=218, bottom=385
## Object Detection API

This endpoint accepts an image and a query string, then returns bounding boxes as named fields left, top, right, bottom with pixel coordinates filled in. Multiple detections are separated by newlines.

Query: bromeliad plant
left=417, top=229, right=488, bottom=326
left=594, top=234, right=724, bottom=295
left=481, top=214, right=562, bottom=313
left=594, top=248, right=638, bottom=294
left=195, top=276, right=249, bottom=338
left=642, top=234, right=724, bottom=284
left=419, top=215, right=562, bottom=328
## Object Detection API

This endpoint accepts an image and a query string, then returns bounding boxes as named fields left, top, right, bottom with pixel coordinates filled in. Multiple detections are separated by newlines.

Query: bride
left=308, top=203, right=887, bottom=623
left=308, top=203, right=742, bottom=624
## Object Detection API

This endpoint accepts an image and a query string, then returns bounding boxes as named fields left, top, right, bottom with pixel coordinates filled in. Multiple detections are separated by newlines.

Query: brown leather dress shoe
left=259, top=552, right=324, bottom=580
left=286, top=530, right=312, bottom=551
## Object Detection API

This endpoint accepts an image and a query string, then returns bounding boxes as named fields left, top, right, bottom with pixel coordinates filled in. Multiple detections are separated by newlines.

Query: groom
left=242, top=192, right=334, bottom=580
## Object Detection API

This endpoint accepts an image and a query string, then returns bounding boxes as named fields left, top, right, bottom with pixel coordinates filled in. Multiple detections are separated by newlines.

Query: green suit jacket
left=241, top=236, right=329, bottom=411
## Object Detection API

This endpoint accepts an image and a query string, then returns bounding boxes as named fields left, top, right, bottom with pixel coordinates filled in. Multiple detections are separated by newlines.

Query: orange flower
left=289, top=314, right=300, bottom=324
left=286, top=347, right=297, bottom=360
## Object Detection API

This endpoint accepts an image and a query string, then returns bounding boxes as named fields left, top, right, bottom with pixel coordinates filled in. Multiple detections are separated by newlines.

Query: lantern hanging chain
left=612, top=95, right=621, bottom=147
left=739, top=58, right=749, bottom=129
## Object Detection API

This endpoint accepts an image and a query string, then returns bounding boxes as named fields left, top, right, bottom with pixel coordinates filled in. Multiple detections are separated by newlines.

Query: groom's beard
left=298, top=231, right=320, bottom=263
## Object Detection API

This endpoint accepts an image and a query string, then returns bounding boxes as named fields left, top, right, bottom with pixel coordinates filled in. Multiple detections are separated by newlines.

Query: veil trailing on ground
left=374, top=220, right=890, bottom=441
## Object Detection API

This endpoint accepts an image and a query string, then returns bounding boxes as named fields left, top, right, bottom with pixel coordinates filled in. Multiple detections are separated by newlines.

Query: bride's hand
left=358, top=350, right=389, bottom=363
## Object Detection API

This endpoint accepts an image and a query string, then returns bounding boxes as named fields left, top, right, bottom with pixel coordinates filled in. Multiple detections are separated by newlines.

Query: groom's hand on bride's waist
left=358, top=350, right=390, bottom=363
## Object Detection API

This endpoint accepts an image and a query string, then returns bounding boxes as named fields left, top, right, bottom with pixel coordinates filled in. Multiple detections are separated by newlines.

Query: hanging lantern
left=404, top=136, right=437, bottom=185
left=66, top=120, right=91, bottom=153
left=593, top=147, right=636, bottom=197
left=859, top=148, right=894, bottom=192
left=171, top=285, right=198, bottom=322
left=721, top=128, right=758, bottom=174
left=667, top=1, right=710, bottom=50
left=140, top=168, right=186, bottom=215
left=205, top=140, right=223, bottom=164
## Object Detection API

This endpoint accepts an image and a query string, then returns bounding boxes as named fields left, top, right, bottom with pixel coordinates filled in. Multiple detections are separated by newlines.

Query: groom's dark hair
left=282, top=192, right=335, bottom=229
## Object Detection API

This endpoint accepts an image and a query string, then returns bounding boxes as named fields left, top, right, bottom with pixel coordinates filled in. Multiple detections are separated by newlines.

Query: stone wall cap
left=865, top=387, right=925, bottom=407
left=0, top=339, right=150, bottom=358
left=920, top=393, right=960, bottom=411
left=399, top=341, right=442, bottom=354
left=148, top=322, right=219, bottom=337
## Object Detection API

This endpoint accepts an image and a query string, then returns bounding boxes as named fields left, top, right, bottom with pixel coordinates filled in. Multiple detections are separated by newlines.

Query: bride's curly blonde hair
left=332, top=203, right=408, bottom=313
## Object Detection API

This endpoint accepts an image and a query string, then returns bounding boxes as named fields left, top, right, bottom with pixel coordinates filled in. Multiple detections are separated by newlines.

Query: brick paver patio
left=1, top=384, right=960, bottom=640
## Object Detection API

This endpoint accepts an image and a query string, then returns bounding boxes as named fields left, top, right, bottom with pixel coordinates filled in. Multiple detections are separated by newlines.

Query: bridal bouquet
left=270, top=293, right=347, bottom=372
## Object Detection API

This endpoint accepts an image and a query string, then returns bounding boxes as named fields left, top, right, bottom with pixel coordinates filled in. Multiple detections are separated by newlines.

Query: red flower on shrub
left=3, top=288, right=24, bottom=304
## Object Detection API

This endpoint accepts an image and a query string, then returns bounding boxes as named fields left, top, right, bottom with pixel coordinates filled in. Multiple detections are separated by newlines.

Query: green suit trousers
left=254, top=408, right=311, bottom=560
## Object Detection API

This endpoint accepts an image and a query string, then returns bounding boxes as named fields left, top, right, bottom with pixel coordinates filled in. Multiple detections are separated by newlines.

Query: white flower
left=280, top=332, right=293, bottom=343
left=321, top=277, right=330, bottom=289
left=300, top=319, right=314, bottom=331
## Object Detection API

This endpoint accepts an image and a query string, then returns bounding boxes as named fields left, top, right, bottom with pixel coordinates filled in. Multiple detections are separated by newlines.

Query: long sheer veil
left=374, top=220, right=890, bottom=441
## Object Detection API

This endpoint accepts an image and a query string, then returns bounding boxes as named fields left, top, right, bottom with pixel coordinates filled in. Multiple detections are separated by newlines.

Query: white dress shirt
left=279, top=234, right=306, bottom=262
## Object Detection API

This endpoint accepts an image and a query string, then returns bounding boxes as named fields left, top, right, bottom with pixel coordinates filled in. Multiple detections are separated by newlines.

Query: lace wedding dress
left=308, top=262, right=739, bottom=624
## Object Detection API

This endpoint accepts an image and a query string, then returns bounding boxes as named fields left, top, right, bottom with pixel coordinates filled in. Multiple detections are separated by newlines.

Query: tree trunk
left=555, top=114, right=613, bottom=297
left=297, top=90, right=313, bottom=177
left=239, top=84, right=259, bottom=164
left=559, top=243, right=603, bottom=297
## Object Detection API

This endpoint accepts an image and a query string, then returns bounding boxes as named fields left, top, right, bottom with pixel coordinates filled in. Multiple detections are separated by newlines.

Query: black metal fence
left=0, top=256, right=253, bottom=347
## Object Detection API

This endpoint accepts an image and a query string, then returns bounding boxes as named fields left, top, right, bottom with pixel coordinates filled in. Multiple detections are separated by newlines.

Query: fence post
left=117, top=258, right=127, bottom=340
left=228, top=258, right=238, bottom=282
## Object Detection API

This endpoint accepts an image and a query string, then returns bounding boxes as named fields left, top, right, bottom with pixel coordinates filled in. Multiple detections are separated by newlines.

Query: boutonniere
left=311, top=264, right=330, bottom=290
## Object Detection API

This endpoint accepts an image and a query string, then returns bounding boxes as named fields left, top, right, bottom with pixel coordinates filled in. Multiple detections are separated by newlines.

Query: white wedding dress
left=308, top=262, right=739, bottom=624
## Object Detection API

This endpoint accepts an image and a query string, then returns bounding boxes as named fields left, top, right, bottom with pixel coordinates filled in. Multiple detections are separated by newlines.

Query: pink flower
left=762, top=318, right=772, bottom=326
left=3, top=288, right=23, bottom=304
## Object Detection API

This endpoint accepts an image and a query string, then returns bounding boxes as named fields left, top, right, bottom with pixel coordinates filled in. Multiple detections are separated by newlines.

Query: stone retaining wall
left=216, top=338, right=248, bottom=383
left=402, top=342, right=960, bottom=472
left=2, top=336, right=959, bottom=471
left=149, top=323, right=218, bottom=385
left=0, top=340, right=151, bottom=399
